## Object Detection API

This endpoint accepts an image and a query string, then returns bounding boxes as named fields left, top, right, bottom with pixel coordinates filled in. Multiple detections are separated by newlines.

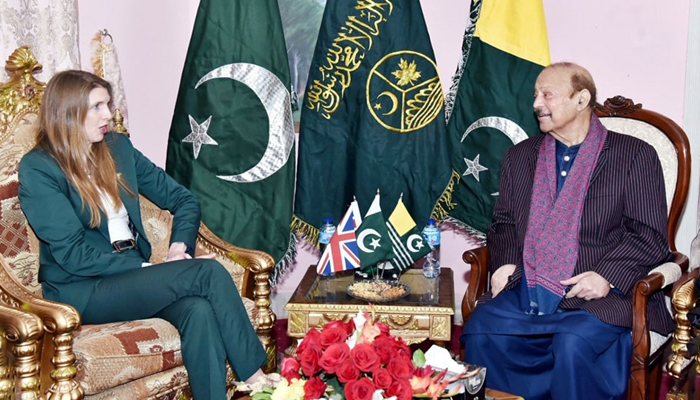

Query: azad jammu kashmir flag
left=317, top=200, right=362, bottom=276
left=165, top=0, right=295, bottom=285
left=445, top=0, right=550, bottom=236
left=384, top=196, right=430, bottom=275
left=357, top=191, right=392, bottom=268
left=293, top=0, right=454, bottom=243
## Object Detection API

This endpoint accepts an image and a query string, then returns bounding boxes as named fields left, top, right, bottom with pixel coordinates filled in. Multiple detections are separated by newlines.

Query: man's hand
left=491, top=264, right=516, bottom=297
left=561, top=271, right=610, bottom=300
left=166, top=242, right=217, bottom=262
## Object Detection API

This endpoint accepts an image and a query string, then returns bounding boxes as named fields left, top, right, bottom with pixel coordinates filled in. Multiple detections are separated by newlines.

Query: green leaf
left=326, top=375, right=344, bottom=398
left=252, top=392, right=272, bottom=400
left=412, top=348, right=426, bottom=367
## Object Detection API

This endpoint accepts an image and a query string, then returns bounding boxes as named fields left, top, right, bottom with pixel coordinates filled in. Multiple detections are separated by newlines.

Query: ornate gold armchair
left=666, top=269, right=700, bottom=397
left=460, top=95, right=692, bottom=400
left=0, top=303, right=44, bottom=399
left=0, top=46, right=276, bottom=399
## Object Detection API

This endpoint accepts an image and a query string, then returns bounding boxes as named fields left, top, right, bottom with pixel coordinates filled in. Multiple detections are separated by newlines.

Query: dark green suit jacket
left=18, top=133, right=200, bottom=314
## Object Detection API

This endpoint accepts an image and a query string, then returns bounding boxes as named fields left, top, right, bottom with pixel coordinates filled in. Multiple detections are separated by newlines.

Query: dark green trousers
left=80, top=258, right=267, bottom=399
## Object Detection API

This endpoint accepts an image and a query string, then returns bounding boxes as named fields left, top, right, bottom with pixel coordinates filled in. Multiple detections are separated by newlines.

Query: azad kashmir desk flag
left=165, top=0, right=296, bottom=285
left=445, top=0, right=550, bottom=237
left=381, top=195, right=431, bottom=279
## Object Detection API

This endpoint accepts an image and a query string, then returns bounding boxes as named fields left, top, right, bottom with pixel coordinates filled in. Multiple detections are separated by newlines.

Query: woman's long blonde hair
left=36, top=70, right=132, bottom=227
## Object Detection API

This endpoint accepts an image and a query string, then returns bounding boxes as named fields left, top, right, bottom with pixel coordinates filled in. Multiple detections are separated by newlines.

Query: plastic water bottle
left=318, top=218, right=336, bottom=255
left=422, top=218, right=441, bottom=278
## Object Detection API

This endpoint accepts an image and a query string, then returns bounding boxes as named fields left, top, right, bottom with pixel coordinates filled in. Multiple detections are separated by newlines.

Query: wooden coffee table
left=285, top=266, right=454, bottom=347
left=486, top=388, right=525, bottom=400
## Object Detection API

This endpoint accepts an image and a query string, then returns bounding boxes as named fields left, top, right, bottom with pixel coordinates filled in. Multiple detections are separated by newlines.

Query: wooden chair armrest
left=0, top=303, right=44, bottom=399
left=0, top=256, right=83, bottom=398
left=197, top=221, right=277, bottom=372
left=670, top=252, right=691, bottom=292
left=629, top=252, right=690, bottom=400
left=0, top=257, right=80, bottom=334
left=197, top=222, right=274, bottom=298
left=461, top=246, right=490, bottom=322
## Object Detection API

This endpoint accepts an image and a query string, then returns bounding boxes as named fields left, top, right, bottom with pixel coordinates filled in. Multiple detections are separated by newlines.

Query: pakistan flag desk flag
left=356, top=190, right=392, bottom=272
left=445, top=0, right=550, bottom=236
left=293, top=0, right=454, bottom=243
left=165, top=0, right=295, bottom=285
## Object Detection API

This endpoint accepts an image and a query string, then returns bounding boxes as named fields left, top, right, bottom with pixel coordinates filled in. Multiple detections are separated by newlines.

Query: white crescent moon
left=406, top=234, right=424, bottom=253
left=357, top=229, right=380, bottom=253
left=195, top=63, right=295, bottom=183
left=460, top=116, right=529, bottom=146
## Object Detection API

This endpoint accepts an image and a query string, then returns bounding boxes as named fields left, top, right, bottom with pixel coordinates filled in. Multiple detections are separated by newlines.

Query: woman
left=18, top=70, right=266, bottom=399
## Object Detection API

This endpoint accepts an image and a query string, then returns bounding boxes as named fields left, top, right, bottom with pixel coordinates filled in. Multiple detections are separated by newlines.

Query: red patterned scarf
left=522, top=114, right=607, bottom=314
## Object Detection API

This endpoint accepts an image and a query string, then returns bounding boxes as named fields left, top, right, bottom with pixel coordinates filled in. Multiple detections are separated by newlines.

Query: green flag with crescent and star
left=165, top=0, right=295, bottom=285
left=357, top=191, right=391, bottom=268
left=445, top=0, right=551, bottom=236
left=292, top=0, right=455, bottom=246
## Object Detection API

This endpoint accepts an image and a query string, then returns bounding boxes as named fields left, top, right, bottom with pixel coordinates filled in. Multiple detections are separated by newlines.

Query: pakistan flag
left=446, top=0, right=550, bottom=235
left=357, top=191, right=391, bottom=268
left=165, top=0, right=295, bottom=284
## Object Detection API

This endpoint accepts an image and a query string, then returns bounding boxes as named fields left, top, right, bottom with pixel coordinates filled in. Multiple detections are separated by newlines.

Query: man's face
left=83, top=86, right=112, bottom=144
left=532, top=67, right=580, bottom=135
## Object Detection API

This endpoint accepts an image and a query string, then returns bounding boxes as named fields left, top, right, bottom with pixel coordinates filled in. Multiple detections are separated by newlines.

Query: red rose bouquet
left=246, top=309, right=479, bottom=400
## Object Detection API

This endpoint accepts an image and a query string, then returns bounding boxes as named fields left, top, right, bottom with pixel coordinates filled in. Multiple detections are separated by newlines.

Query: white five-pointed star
left=463, top=154, right=488, bottom=181
left=182, top=115, right=218, bottom=159
left=369, top=237, right=381, bottom=249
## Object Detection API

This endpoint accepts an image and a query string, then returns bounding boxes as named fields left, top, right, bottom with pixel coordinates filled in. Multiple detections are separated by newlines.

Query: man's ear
left=577, top=89, right=592, bottom=110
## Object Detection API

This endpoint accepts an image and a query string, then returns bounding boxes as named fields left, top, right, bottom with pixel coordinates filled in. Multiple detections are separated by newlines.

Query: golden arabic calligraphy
left=306, top=0, right=394, bottom=119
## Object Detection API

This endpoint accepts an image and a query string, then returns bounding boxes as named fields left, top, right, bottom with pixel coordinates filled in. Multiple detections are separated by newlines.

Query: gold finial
left=0, top=46, right=45, bottom=143
left=112, top=109, right=129, bottom=136
left=5, top=45, right=43, bottom=78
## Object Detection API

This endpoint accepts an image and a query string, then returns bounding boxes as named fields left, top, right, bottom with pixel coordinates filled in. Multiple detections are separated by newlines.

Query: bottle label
left=319, top=227, right=336, bottom=244
left=424, top=229, right=440, bottom=247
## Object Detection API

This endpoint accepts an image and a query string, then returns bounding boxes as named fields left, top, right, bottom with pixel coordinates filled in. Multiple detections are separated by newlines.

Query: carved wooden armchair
left=460, top=95, right=691, bottom=400
left=0, top=46, right=277, bottom=399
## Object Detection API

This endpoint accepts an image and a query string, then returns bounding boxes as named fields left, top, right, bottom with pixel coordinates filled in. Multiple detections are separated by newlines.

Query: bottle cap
left=323, top=217, right=333, bottom=224
left=427, top=218, right=436, bottom=225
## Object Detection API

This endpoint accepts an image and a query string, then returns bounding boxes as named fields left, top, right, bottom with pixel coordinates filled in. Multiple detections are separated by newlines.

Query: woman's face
left=83, top=86, right=113, bottom=143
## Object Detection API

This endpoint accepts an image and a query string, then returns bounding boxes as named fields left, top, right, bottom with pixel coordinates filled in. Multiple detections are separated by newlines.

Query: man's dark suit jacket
left=486, top=130, right=674, bottom=335
left=18, top=133, right=200, bottom=315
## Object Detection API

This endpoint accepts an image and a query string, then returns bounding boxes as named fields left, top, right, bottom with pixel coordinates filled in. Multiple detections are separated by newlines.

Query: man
left=460, top=62, right=673, bottom=400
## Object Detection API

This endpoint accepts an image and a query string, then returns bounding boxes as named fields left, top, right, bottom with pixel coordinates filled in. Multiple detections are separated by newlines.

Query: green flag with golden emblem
left=293, top=0, right=454, bottom=246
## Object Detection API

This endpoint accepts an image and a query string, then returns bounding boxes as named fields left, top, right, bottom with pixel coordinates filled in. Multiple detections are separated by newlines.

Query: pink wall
left=76, top=0, right=692, bottom=323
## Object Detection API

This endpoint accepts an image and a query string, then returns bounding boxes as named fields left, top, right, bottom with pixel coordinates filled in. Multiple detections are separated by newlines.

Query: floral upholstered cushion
left=74, top=319, right=183, bottom=394
left=74, top=298, right=256, bottom=395
left=0, top=119, right=42, bottom=296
